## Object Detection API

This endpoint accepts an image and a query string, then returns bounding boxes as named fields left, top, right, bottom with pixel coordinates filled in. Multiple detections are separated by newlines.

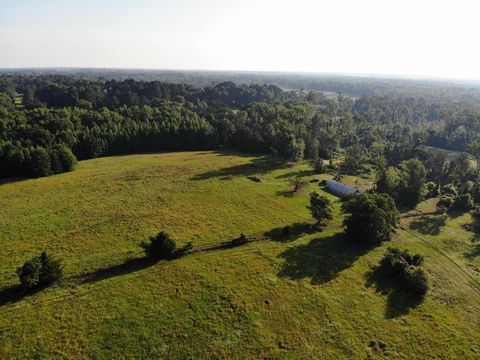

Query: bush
left=29, top=147, right=51, bottom=178
left=231, top=233, right=249, bottom=246
left=141, top=231, right=176, bottom=260
left=17, top=252, right=64, bottom=290
left=471, top=207, right=480, bottom=233
left=441, top=183, right=458, bottom=197
left=282, top=225, right=291, bottom=236
left=17, top=257, right=42, bottom=289
left=424, top=181, right=439, bottom=199
left=451, top=193, right=474, bottom=212
left=247, top=175, right=261, bottom=182
left=290, top=178, right=308, bottom=192
left=178, top=241, right=194, bottom=254
left=56, top=145, right=77, bottom=172
left=379, top=247, right=428, bottom=297
left=312, top=159, right=325, bottom=174
left=437, top=194, right=455, bottom=212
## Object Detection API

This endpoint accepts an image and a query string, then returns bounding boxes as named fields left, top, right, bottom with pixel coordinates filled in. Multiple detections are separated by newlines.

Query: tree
left=467, top=140, right=480, bottom=175
left=308, top=192, right=333, bottom=224
left=397, top=159, right=426, bottom=207
left=290, top=177, right=308, bottom=193
left=342, top=144, right=366, bottom=174
left=56, top=145, right=77, bottom=172
left=342, top=193, right=399, bottom=245
left=375, top=165, right=400, bottom=197
left=29, top=147, right=51, bottom=178
left=141, top=231, right=176, bottom=260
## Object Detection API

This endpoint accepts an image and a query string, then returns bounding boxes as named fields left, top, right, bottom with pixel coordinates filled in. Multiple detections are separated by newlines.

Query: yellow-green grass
left=0, top=151, right=479, bottom=359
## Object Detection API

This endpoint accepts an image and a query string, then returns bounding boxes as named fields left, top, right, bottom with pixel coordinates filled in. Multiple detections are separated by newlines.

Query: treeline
left=2, top=75, right=480, bottom=181
left=2, top=76, right=303, bottom=110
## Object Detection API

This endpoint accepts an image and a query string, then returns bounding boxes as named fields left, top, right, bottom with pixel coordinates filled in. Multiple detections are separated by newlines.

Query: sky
left=1, top=0, right=480, bottom=80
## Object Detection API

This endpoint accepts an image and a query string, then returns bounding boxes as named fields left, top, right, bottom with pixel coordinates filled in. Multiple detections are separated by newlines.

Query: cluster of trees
left=379, top=247, right=429, bottom=297
left=375, top=158, right=427, bottom=208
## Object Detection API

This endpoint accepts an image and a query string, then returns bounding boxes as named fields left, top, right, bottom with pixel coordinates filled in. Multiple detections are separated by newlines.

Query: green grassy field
left=1, top=151, right=479, bottom=359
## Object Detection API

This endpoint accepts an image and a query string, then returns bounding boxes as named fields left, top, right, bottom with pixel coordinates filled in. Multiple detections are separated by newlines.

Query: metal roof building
left=324, top=180, right=358, bottom=197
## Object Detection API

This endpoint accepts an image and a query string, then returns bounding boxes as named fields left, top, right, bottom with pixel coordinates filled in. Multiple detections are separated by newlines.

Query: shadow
left=464, top=235, right=480, bottom=259
left=0, top=176, right=28, bottom=186
left=277, top=233, right=370, bottom=284
left=191, top=155, right=289, bottom=180
left=265, top=222, right=319, bottom=242
left=275, top=189, right=295, bottom=198
left=0, top=284, right=47, bottom=307
left=75, top=257, right=157, bottom=285
left=274, top=169, right=314, bottom=179
left=365, top=267, right=424, bottom=319
left=409, top=214, right=447, bottom=235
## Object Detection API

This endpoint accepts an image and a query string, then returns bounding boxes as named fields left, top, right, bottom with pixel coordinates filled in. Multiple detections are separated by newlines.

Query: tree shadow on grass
left=275, top=189, right=295, bottom=198
left=409, top=214, right=447, bottom=235
left=0, top=176, right=28, bottom=187
left=464, top=234, right=480, bottom=259
left=0, top=284, right=47, bottom=307
left=365, top=267, right=424, bottom=319
left=74, top=257, right=158, bottom=285
left=274, top=169, right=314, bottom=179
left=190, top=156, right=290, bottom=180
left=0, top=257, right=158, bottom=307
left=265, top=222, right=319, bottom=243
left=277, top=233, right=370, bottom=284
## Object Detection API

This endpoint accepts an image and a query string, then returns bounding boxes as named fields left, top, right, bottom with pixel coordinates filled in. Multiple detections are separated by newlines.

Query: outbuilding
left=324, top=180, right=358, bottom=197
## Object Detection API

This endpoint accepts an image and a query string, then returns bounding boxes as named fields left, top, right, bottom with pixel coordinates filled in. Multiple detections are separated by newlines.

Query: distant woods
left=2, top=74, right=480, bottom=182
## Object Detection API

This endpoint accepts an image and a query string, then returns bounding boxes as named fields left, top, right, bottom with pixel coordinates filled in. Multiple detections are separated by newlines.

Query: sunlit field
left=1, top=151, right=479, bottom=358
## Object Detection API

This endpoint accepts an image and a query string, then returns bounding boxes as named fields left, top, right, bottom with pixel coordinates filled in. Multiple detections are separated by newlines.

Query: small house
left=324, top=180, right=358, bottom=197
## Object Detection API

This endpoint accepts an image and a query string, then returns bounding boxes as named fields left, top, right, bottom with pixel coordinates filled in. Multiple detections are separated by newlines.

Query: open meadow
left=1, top=151, right=480, bottom=359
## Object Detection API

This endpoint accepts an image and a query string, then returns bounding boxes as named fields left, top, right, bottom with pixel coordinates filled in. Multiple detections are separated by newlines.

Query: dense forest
left=2, top=73, right=480, bottom=206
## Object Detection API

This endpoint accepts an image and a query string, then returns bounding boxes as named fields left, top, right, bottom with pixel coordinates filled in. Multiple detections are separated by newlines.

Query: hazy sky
left=1, top=0, right=480, bottom=79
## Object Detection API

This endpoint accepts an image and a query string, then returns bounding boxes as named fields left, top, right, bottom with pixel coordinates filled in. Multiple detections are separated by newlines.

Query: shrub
left=141, top=231, right=176, bottom=260
left=29, top=147, right=51, bottom=178
left=17, top=257, right=42, bottom=289
left=312, top=159, right=325, bottom=174
left=282, top=225, right=292, bottom=236
left=471, top=207, right=480, bottom=233
left=451, top=193, right=474, bottom=212
left=231, top=233, right=249, bottom=246
left=441, top=183, right=458, bottom=197
left=178, top=241, right=194, bottom=254
left=437, top=194, right=455, bottom=212
left=379, top=247, right=428, bottom=297
left=57, top=146, right=77, bottom=172
left=404, top=266, right=429, bottom=296
left=290, top=178, right=308, bottom=192
left=17, top=252, right=64, bottom=290
left=247, top=175, right=261, bottom=182
left=424, top=181, right=439, bottom=199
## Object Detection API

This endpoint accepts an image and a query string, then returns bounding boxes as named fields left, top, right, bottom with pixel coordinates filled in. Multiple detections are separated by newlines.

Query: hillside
left=1, top=151, right=480, bottom=359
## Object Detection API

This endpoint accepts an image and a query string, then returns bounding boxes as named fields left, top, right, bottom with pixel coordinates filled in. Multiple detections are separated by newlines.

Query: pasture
left=1, top=151, right=479, bottom=359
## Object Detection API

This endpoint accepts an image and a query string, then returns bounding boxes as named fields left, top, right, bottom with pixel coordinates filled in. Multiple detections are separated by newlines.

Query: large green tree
left=308, top=192, right=334, bottom=224
left=342, top=193, right=399, bottom=245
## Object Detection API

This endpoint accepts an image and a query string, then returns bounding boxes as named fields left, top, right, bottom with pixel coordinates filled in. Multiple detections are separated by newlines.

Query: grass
left=1, top=151, right=480, bottom=358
